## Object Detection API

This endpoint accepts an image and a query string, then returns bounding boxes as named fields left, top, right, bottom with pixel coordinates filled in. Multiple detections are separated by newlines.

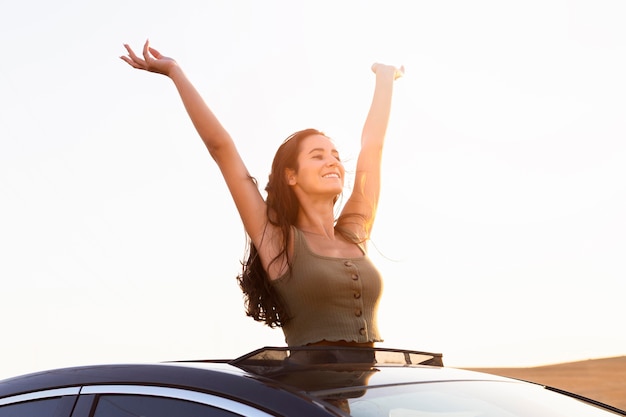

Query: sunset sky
left=1, top=0, right=625, bottom=379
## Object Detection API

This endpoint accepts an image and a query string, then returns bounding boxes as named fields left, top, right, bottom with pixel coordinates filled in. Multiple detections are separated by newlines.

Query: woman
left=121, top=41, right=403, bottom=348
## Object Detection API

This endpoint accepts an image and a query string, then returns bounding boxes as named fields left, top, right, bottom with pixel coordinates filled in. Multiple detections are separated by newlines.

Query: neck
left=296, top=203, right=337, bottom=238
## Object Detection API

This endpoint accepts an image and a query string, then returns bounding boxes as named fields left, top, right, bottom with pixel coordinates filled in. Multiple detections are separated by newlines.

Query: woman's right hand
left=120, top=40, right=177, bottom=77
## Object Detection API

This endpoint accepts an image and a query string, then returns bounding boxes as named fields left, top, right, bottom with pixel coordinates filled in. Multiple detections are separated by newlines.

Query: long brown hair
left=236, top=128, right=328, bottom=327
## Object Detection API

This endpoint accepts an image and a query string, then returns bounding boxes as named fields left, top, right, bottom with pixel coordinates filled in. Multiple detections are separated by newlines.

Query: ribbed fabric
left=271, top=228, right=383, bottom=346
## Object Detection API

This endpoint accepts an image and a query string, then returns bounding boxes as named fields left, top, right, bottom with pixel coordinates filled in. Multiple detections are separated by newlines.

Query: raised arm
left=339, top=63, right=404, bottom=239
left=121, top=41, right=272, bottom=251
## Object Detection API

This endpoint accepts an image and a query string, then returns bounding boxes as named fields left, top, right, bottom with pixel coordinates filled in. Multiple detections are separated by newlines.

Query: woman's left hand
left=371, top=63, right=405, bottom=80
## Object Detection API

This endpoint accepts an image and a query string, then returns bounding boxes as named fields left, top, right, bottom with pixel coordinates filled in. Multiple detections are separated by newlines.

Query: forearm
left=168, top=66, right=232, bottom=156
left=361, top=68, right=396, bottom=148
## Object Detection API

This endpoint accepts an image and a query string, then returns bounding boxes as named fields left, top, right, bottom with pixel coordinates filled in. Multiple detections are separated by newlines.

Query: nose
left=326, top=156, right=340, bottom=167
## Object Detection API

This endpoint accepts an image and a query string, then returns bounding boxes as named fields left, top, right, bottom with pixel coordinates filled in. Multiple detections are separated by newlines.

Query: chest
left=300, top=233, right=364, bottom=258
left=274, top=250, right=383, bottom=309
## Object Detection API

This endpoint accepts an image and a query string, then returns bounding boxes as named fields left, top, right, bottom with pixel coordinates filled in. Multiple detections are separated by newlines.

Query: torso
left=271, top=227, right=383, bottom=347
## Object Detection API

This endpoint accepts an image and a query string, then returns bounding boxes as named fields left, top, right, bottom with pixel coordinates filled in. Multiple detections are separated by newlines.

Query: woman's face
left=287, top=134, right=345, bottom=198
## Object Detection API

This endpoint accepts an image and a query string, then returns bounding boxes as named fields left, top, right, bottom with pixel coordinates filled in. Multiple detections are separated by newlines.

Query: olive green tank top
left=271, top=227, right=383, bottom=346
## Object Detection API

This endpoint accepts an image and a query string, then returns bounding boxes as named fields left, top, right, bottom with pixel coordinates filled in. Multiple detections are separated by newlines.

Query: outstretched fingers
left=120, top=43, right=147, bottom=69
left=142, top=39, right=153, bottom=62
left=120, top=40, right=176, bottom=76
left=148, top=46, right=162, bottom=59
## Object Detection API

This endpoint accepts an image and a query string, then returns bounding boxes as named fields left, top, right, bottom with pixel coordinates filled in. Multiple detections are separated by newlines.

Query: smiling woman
left=121, top=40, right=404, bottom=349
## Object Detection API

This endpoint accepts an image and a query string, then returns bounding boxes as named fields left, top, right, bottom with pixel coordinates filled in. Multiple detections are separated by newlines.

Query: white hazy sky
left=1, top=0, right=625, bottom=379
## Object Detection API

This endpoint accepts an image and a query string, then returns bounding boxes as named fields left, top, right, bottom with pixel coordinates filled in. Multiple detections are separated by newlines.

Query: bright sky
left=1, top=0, right=625, bottom=379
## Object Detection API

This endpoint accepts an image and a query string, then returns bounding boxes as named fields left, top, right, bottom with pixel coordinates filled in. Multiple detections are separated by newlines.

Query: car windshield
left=315, top=380, right=623, bottom=417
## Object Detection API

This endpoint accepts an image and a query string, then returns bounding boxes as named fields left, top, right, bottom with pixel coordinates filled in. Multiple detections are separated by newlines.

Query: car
left=0, top=346, right=624, bottom=416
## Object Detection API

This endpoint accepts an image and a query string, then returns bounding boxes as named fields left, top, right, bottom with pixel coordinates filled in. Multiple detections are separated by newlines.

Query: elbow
left=202, top=132, right=234, bottom=159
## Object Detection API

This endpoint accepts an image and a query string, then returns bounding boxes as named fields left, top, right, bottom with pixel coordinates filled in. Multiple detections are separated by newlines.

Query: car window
left=92, top=395, right=241, bottom=417
left=0, top=396, right=75, bottom=417
left=338, top=380, right=624, bottom=417
left=0, top=388, right=78, bottom=417
left=80, top=385, right=274, bottom=417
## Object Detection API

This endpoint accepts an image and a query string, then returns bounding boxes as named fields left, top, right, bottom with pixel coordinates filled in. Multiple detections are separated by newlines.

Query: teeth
left=323, top=174, right=339, bottom=178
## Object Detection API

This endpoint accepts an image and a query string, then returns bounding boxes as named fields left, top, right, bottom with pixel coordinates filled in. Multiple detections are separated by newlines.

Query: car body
left=0, top=346, right=624, bottom=416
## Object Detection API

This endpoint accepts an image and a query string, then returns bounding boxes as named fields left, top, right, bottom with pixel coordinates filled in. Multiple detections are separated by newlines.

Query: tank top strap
left=291, top=226, right=308, bottom=255
left=355, top=241, right=366, bottom=255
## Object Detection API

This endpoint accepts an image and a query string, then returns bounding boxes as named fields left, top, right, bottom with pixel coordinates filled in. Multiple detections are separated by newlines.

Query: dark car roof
left=0, top=346, right=507, bottom=401
left=0, top=360, right=334, bottom=417
left=3, top=346, right=624, bottom=417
